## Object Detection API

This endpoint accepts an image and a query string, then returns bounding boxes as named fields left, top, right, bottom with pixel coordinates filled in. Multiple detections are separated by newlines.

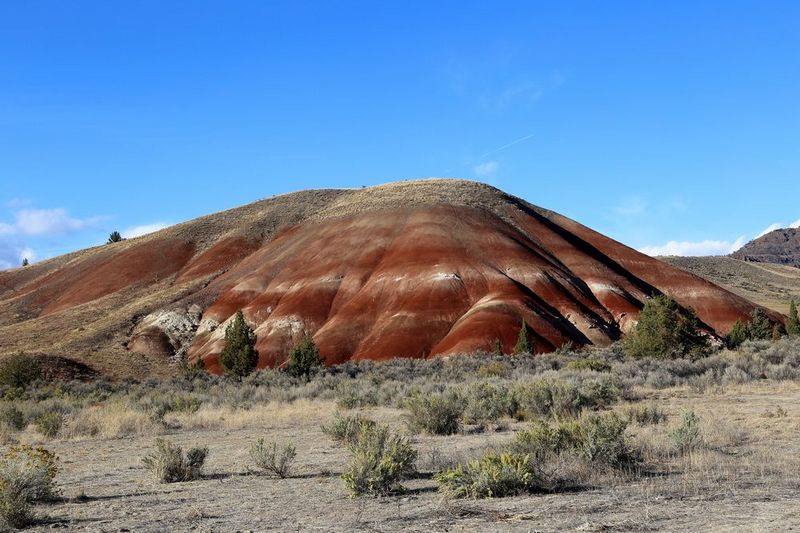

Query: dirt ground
left=22, top=381, right=800, bottom=532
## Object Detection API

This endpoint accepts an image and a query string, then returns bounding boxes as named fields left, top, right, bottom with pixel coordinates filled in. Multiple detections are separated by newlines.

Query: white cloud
left=790, top=219, right=800, bottom=229
left=756, top=222, right=784, bottom=238
left=473, top=161, right=499, bottom=177
left=13, top=208, right=104, bottom=236
left=122, top=222, right=169, bottom=239
left=639, top=236, right=747, bottom=257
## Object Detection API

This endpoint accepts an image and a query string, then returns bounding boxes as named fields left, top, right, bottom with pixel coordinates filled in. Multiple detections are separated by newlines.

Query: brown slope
left=0, top=179, right=779, bottom=378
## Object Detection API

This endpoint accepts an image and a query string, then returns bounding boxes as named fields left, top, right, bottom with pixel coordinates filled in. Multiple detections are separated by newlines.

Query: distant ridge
left=731, top=227, right=800, bottom=268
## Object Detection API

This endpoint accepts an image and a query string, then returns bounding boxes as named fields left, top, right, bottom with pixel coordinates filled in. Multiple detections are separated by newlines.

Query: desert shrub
left=289, top=333, right=323, bottom=378
left=34, top=412, right=63, bottom=438
left=334, top=381, right=378, bottom=409
left=435, top=452, right=543, bottom=498
left=462, top=382, right=517, bottom=426
left=622, top=402, right=666, bottom=426
left=250, top=439, right=296, bottom=478
left=0, top=403, right=24, bottom=431
left=515, top=378, right=582, bottom=420
left=477, top=361, right=508, bottom=378
left=0, top=482, right=34, bottom=529
left=342, top=423, right=417, bottom=496
left=566, top=357, right=611, bottom=372
left=136, top=391, right=204, bottom=422
left=0, top=445, right=60, bottom=503
left=511, top=413, right=637, bottom=469
left=321, top=412, right=376, bottom=444
left=403, top=389, right=463, bottom=435
left=0, top=354, right=41, bottom=391
left=219, top=311, right=259, bottom=378
left=142, top=438, right=207, bottom=482
left=623, top=295, right=709, bottom=359
left=670, top=410, right=702, bottom=453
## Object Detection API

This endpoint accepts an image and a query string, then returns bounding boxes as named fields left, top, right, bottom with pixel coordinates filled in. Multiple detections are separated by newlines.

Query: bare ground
left=17, top=381, right=800, bottom=532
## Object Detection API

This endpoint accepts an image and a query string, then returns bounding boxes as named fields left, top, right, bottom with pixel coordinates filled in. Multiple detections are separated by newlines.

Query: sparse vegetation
left=342, top=423, right=417, bottom=496
left=670, top=409, right=702, bottom=453
left=219, top=311, right=259, bottom=378
left=35, top=412, right=63, bottom=438
left=250, top=438, right=296, bottom=478
left=142, top=439, right=207, bottom=483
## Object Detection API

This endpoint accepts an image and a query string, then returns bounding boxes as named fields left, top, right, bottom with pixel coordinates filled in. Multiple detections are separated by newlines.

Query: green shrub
left=477, top=361, right=508, bottom=378
left=787, top=301, right=799, bottom=337
left=289, top=333, right=323, bottom=378
left=0, top=481, right=34, bottom=529
left=747, top=309, right=772, bottom=340
left=669, top=410, right=702, bottom=453
left=726, top=319, right=749, bottom=349
left=107, top=231, right=124, bottom=243
left=566, top=357, right=611, bottom=372
left=342, top=424, right=417, bottom=496
left=0, top=354, right=41, bottom=390
left=622, top=402, right=666, bottom=426
left=515, top=378, right=583, bottom=419
left=623, top=295, right=709, bottom=359
left=142, top=439, right=207, bottom=483
left=334, top=381, right=378, bottom=410
left=34, top=412, right=63, bottom=438
left=0, top=403, right=24, bottom=431
left=514, top=320, right=533, bottom=354
left=511, top=413, right=637, bottom=469
left=403, top=390, right=463, bottom=435
left=322, top=413, right=376, bottom=445
left=462, top=382, right=517, bottom=426
left=0, top=445, right=60, bottom=503
left=435, top=452, right=543, bottom=498
left=250, top=439, right=296, bottom=478
left=219, top=311, right=259, bottom=378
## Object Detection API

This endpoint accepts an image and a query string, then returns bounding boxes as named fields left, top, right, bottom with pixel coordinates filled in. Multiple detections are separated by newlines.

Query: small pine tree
left=289, top=332, right=323, bottom=377
left=219, top=311, right=259, bottom=377
left=492, top=339, right=503, bottom=357
left=107, top=231, right=124, bottom=243
left=21, top=258, right=29, bottom=267
left=514, top=320, right=532, bottom=355
left=787, top=301, right=800, bottom=337
left=726, top=319, right=748, bottom=349
left=747, top=308, right=772, bottom=340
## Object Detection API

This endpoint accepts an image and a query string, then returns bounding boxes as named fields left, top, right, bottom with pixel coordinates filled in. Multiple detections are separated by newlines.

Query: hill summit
left=0, top=179, right=775, bottom=378
left=731, top=227, right=800, bottom=267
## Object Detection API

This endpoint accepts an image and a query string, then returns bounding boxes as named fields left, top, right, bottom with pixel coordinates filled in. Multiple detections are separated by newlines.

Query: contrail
left=480, top=133, right=535, bottom=159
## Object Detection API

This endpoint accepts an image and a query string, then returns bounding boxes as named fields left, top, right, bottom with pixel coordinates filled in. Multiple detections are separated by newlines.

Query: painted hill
left=0, top=180, right=778, bottom=378
left=731, top=227, right=800, bottom=267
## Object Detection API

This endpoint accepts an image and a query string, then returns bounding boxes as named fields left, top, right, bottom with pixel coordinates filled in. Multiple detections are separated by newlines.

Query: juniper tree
left=746, top=308, right=772, bottom=340
left=492, top=339, right=504, bottom=357
left=787, top=301, right=800, bottom=337
left=21, top=258, right=29, bottom=267
left=726, top=319, right=748, bottom=349
left=289, top=332, right=323, bottom=378
left=514, top=320, right=532, bottom=355
left=107, top=231, right=124, bottom=243
left=219, top=311, right=259, bottom=377
left=623, top=295, right=709, bottom=359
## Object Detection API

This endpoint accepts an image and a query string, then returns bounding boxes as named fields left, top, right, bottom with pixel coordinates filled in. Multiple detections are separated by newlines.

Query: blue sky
left=1, top=1, right=799, bottom=269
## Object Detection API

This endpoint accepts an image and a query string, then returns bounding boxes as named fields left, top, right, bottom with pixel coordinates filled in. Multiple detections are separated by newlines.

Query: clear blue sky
left=1, top=1, right=799, bottom=269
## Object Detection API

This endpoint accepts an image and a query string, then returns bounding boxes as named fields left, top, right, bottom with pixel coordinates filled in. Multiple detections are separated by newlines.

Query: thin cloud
left=614, top=197, right=647, bottom=217
left=639, top=236, right=747, bottom=257
left=756, top=222, right=784, bottom=238
left=473, top=161, right=499, bottom=177
left=122, top=222, right=169, bottom=239
left=14, top=208, right=105, bottom=236
left=790, top=219, right=800, bottom=229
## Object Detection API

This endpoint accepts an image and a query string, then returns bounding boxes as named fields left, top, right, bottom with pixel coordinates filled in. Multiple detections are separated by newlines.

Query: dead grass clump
left=622, top=402, right=667, bottom=426
left=63, top=402, right=160, bottom=439
left=250, top=439, right=296, bottom=478
left=142, top=438, right=207, bottom=483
